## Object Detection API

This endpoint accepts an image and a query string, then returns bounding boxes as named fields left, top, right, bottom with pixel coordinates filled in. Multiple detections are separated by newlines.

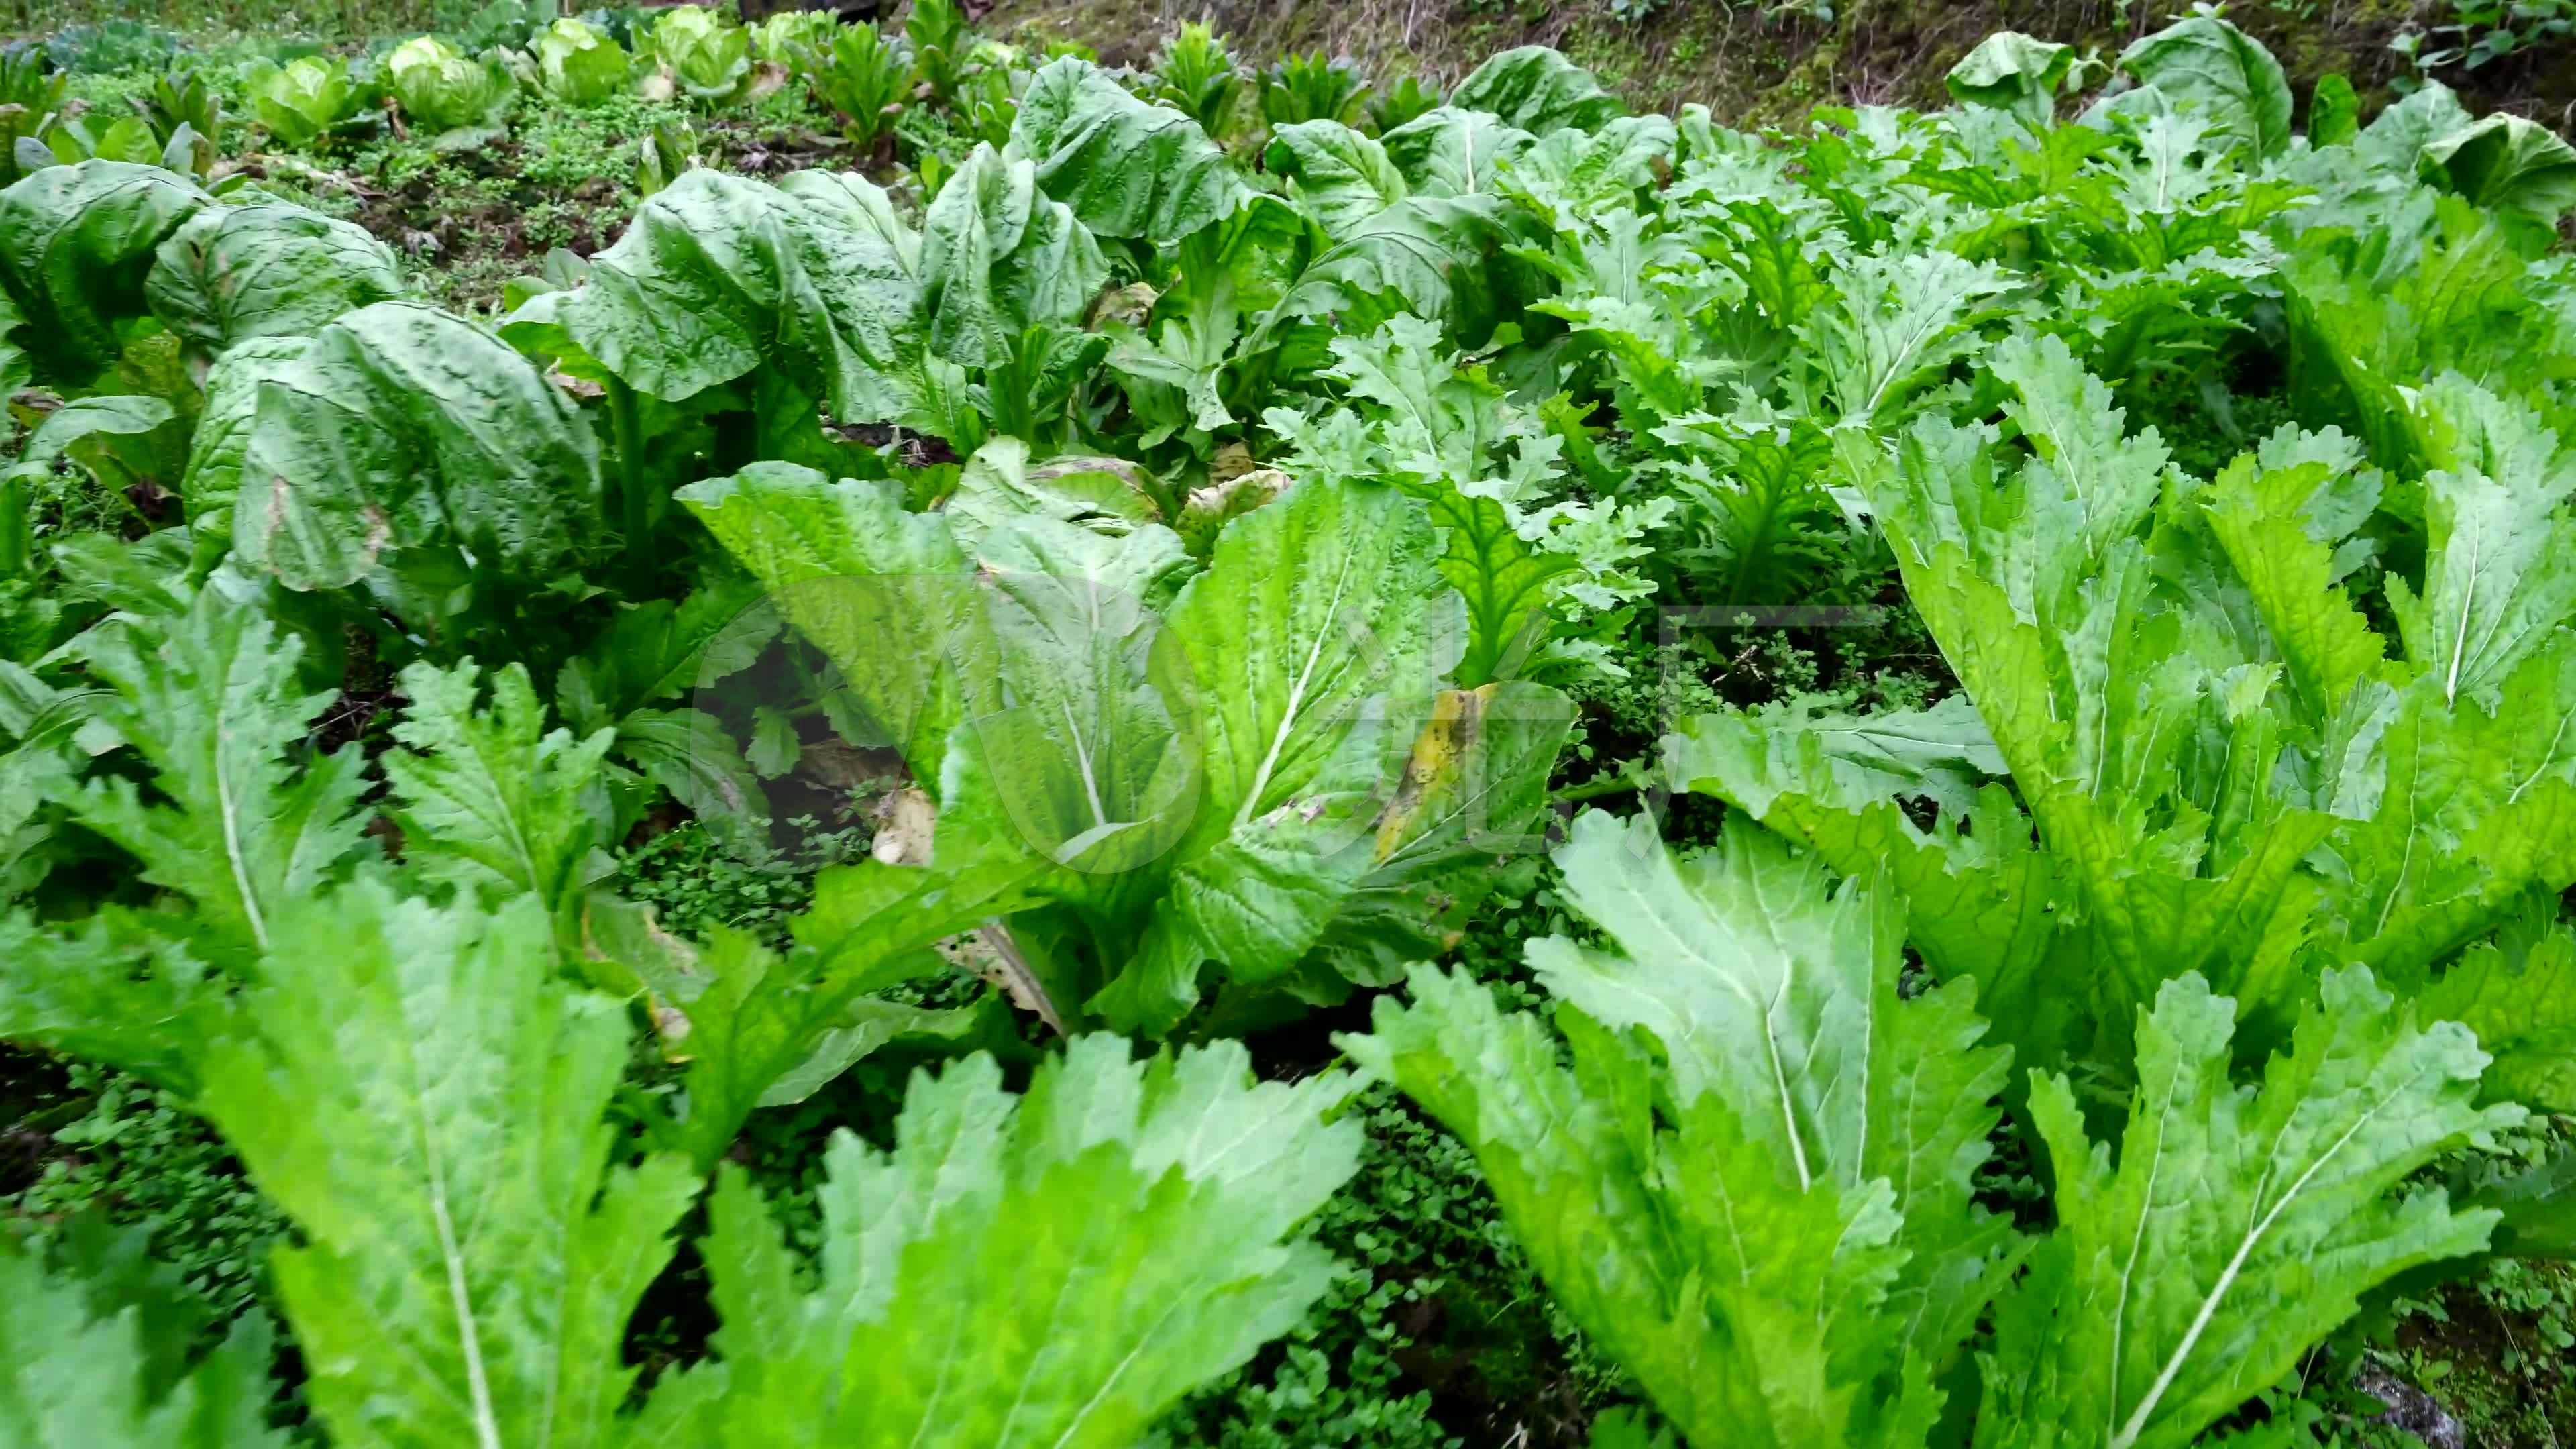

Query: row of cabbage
left=4, top=0, right=1441, bottom=176
left=1, top=0, right=956, bottom=168
left=1, top=12, right=2574, bottom=1448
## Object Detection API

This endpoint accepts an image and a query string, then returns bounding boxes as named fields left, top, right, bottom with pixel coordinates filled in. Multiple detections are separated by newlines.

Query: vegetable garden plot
left=0, top=7, right=2572, bottom=1444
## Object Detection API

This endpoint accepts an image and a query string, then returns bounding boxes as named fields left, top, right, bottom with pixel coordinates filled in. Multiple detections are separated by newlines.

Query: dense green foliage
left=0, top=3, right=2572, bottom=1444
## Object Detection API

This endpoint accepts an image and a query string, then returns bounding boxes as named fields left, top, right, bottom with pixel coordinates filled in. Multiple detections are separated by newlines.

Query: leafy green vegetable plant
left=245, top=56, right=360, bottom=147
left=35, top=21, right=179, bottom=77
left=0, top=580, right=1367, bottom=1444
left=680, top=451, right=1575, bottom=1038
left=1676, top=337, right=2576, bottom=1102
left=906, top=0, right=972, bottom=103
left=1263, top=51, right=1369, bottom=128
left=0, top=1232, right=287, bottom=1448
left=0, top=46, right=64, bottom=185
left=1364, top=73, right=1440, bottom=134
left=1347, top=812, right=2526, bottom=1449
left=1154, top=22, right=1244, bottom=141
left=385, top=34, right=517, bottom=146
left=533, top=17, right=631, bottom=107
left=2392, top=0, right=2576, bottom=83
left=647, top=4, right=753, bottom=104
left=1, top=14, right=2573, bottom=1446
left=753, top=7, right=840, bottom=66
left=130, top=70, right=221, bottom=158
left=809, top=20, right=908, bottom=150
left=635, top=117, right=700, bottom=196
left=1945, top=31, right=2074, bottom=126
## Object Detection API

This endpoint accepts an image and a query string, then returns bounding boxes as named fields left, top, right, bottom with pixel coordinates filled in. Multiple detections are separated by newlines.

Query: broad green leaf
left=2114, top=13, right=2294, bottom=161
left=1805, top=250, right=2015, bottom=424
left=0, top=735, right=70, bottom=900
left=68, top=593, right=371, bottom=958
left=611, top=706, right=767, bottom=837
left=2416, top=910, right=2576, bottom=1111
left=2200, top=440, right=2388, bottom=720
left=2463, top=1146, right=2576, bottom=1258
left=1309, top=680, right=1573, bottom=985
left=1946, top=32, right=2074, bottom=127
left=2420, top=111, right=2576, bottom=225
left=1271, top=194, right=1503, bottom=335
left=382, top=658, right=616, bottom=926
left=2387, top=392, right=2576, bottom=708
left=2330, top=638, right=2576, bottom=974
left=386, top=34, right=516, bottom=140
left=234, top=300, right=604, bottom=593
left=1978, top=969, right=2520, bottom=1449
left=2279, top=196, right=2558, bottom=476
left=175, top=332, right=303, bottom=551
left=1103, top=202, right=1301, bottom=443
left=145, top=201, right=404, bottom=359
left=751, top=993, right=993, bottom=1104
left=943, top=437, right=1165, bottom=557
left=688, top=458, right=1554, bottom=1033
left=686, top=458, right=1197, bottom=902
left=1652, top=402, right=1841, bottom=604
left=1350, top=967, right=1784, bottom=1437
left=788, top=720, right=1057, bottom=971
left=648, top=5, right=752, bottom=101
left=1675, top=190, right=1839, bottom=328
left=1011, top=56, right=1247, bottom=241
left=1431, top=487, right=1576, bottom=687
left=633, top=1036, right=1362, bottom=1448
left=1346, top=813, right=2017, bottom=1448
left=1350, top=832, right=2528, bottom=1449
left=248, top=56, right=358, bottom=146
left=1990, top=329, right=2171, bottom=554
left=969, top=515, right=1201, bottom=879
left=536, top=168, right=920, bottom=422
left=1845, top=342, right=2335, bottom=1036
left=1446, top=46, right=1621, bottom=136
left=196, top=883, right=700, bottom=1449
left=8, top=394, right=174, bottom=486
left=553, top=577, right=779, bottom=733
left=0, top=1242, right=289, bottom=1449
left=178, top=335, right=308, bottom=576
left=1671, top=704, right=2070, bottom=1063
left=749, top=706, right=800, bottom=777
left=3, top=391, right=174, bottom=571
left=2359, top=81, right=2475, bottom=174
left=613, top=918, right=975, bottom=1169
left=534, top=17, right=630, bottom=106
left=1498, top=114, right=1677, bottom=223
left=1378, top=107, right=1533, bottom=196
left=1265, top=119, right=1410, bottom=238
left=1167, top=473, right=1442, bottom=843
left=922, top=144, right=1108, bottom=371
left=1530, top=812, right=2007, bottom=1224
left=1310, top=311, right=1519, bottom=490
left=678, top=461, right=977, bottom=780
left=1680, top=692, right=2005, bottom=814
left=0, top=160, right=208, bottom=383
left=1097, top=474, right=1446, bottom=1028
left=0, top=908, right=223, bottom=1095
left=44, top=530, right=193, bottom=623
left=2310, top=74, right=2360, bottom=148
left=1539, top=290, right=1701, bottom=423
